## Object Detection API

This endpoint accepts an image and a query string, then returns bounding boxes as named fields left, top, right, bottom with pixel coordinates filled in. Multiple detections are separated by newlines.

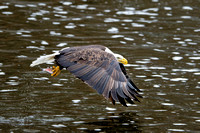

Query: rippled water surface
left=1, top=0, right=200, bottom=132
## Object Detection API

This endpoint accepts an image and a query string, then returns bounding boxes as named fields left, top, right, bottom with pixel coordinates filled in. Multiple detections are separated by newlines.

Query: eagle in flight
left=30, top=45, right=142, bottom=106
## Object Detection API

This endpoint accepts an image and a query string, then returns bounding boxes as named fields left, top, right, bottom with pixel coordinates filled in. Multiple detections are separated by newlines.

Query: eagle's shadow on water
left=84, top=111, right=141, bottom=133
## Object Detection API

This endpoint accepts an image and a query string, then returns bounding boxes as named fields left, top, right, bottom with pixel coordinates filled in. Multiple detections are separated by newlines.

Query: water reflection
left=84, top=112, right=141, bottom=132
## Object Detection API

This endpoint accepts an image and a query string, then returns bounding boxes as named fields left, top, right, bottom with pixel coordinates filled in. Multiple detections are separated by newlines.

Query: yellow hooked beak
left=118, top=58, right=128, bottom=65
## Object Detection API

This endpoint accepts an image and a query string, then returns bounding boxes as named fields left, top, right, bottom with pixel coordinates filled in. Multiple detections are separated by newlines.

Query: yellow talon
left=51, top=66, right=61, bottom=77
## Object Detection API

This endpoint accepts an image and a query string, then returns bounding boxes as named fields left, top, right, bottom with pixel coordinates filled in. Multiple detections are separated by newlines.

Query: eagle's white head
left=105, top=47, right=128, bottom=65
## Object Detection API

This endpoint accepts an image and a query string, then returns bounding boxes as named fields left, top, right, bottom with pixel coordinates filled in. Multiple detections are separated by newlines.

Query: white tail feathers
left=30, top=51, right=59, bottom=67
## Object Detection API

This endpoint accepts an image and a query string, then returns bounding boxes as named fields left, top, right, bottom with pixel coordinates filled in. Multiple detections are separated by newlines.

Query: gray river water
left=0, top=0, right=200, bottom=132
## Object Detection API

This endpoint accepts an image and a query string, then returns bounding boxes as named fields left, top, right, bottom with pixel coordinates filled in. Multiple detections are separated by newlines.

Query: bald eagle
left=30, top=45, right=142, bottom=106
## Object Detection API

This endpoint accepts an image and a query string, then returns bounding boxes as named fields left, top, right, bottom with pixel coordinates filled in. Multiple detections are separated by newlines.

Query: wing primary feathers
left=125, top=97, right=135, bottom=104
left=119, top=62, right=141, bottom=92
left=121, top=83, right=136, bottom=100
left=127, top=87, right=141, bottom=102
left=111, top=87, right=119, bottom=102
left=116, top=82, right=128, bottom=99
left=128, top=78, right=141, bottom=92
left=117, top=93, right=127, bottom=107
left=127, top=85, right=143, bottom=98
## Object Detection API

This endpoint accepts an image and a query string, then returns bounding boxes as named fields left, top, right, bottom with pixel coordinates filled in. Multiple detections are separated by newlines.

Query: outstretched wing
left=55, top=47, right=142, bottom=106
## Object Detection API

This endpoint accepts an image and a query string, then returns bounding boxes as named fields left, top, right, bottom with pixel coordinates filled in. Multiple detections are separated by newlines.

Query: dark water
left=0, top=0, right=200, bottom=132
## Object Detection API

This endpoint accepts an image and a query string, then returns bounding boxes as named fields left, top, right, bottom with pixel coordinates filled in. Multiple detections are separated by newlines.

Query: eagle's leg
left=51, top=66, right=61, bottom=77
